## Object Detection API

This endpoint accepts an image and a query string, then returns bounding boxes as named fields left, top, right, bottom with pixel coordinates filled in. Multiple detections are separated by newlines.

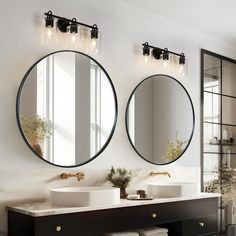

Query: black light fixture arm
left=142, top=42, right=184, bottom=58
left=44, top=11, right=98, bottom=30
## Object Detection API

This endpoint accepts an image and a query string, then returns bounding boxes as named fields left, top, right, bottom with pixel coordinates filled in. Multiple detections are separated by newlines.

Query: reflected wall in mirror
left=17, top=51, right=118, bottom=167
left=126, top=74, right=195, bottom=165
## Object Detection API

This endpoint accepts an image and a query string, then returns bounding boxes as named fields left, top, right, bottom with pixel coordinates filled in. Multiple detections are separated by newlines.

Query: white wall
left=1, top=0, right=236, bottom=235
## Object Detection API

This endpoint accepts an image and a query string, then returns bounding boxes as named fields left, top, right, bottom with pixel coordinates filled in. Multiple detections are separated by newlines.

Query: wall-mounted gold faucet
left=149, top=171, right=171, bottom=178
left=60, top=172, right=85, bottom=181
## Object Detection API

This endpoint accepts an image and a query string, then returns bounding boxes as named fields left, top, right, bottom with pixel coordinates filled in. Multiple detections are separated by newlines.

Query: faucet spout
left=149, top=171, right=171, bottom=178
left=60, top=172, right=85, bottom=181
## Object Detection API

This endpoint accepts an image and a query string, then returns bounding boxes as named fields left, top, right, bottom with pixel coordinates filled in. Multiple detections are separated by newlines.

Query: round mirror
left=17, top=50, right=118, bottom=167
left=126, top=74, right=195, bottom=165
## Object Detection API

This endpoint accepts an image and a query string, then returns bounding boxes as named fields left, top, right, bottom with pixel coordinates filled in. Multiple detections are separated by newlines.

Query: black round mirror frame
left=125, top=74, right=195, bottom=165
left=16, top=50, right=118, bottom=168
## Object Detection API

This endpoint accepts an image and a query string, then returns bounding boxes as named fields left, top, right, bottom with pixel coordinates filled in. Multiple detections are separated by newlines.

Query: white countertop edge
left=7, top=193, right=221, bottom=217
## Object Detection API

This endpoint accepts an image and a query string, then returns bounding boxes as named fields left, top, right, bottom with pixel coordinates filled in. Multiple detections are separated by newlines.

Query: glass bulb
left=163, top=60, right=169, bottom=67
left=179, top=64, right=186, bottom=76
left=178, top=57, right=187, bottom=76
left=71, top=34, right=76, bottom=43
left=47, top=28, right=53, bottom=38
left=91, top=39, right=97, bottom=49
left=90, top=39, right=98, bottom=54
left=142, top=55, right=151, bottom=66
left=144, top=56, right=149, bottom=64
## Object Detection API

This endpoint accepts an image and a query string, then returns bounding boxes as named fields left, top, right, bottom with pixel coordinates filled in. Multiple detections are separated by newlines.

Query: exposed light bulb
left=47, top=28, right=53, bottom=37
left=144, top=56, right=149, bottom=64
left=89, top=38, right=98, bottom=54
left=163, top=60, right=169, bottom=67
left=71, top=34, right=76, bottom=43
left=180, top=65, right=184, bottom=71
left=91, top=39, right=97, bottom=49
left=179, top=64, right=186, bottom=76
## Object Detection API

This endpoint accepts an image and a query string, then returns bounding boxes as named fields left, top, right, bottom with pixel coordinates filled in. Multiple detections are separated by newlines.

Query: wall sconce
left=43, top=11, right=99, bottom=52
left=142, top=42, right=187, bottom=76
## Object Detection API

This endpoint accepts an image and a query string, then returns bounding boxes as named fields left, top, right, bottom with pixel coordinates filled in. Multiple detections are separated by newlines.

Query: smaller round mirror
left=126, top=74, right=195, bottom=165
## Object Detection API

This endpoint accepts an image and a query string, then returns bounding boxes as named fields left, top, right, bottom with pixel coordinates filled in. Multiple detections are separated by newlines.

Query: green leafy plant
left=165, top=131, right=188, bottom=161
left=206, top=164, right=236, bottom=206
left=20, top=114, right=51, bottom=141
left=107, top=166, right=131, bottom=190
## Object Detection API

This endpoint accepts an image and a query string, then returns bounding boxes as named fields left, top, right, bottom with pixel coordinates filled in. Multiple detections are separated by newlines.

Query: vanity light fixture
left=179, top=53, right=186, bottom=65
left=44, top=10, right=99, bottom=43
left=142, top=42, right=150, bottom=56
left=142, top=42, right=150, bottom=64
left=162, top=48, right=169, bottom=61
left=70, top=18, right=78, bottom=34
left=45, top=11, right=54, bottom=28
left=142, top=42, right=186, bottom=73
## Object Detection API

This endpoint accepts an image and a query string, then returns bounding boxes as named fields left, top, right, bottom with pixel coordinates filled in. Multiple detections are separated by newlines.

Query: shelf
left=209, top=143, right=235, bottom=146
left=204, top=121, right=236, bottom=127
left=204, top=152, right=236, bottom=155
left=204, top=90, right=236, bottom=99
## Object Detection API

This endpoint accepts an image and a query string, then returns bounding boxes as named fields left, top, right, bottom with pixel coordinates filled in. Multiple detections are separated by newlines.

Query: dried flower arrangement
left=20, top=114, right=51, bottom=156
left=206, top=164, right=236, bottom=206
left=107, top=166, right=131, bottom=198
left=165, top=131, right=188, bottom=161
left=20, top=114, right=51, bottom=141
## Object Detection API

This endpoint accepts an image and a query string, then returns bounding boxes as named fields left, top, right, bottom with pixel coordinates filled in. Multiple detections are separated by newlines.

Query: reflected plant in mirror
left=16, top=50, right=117, bottom=167
left=20, top=114, right=51, bottom=156
left=126, top=74, right=195, bottom=165
left=165, top=131, right=188, bottom=162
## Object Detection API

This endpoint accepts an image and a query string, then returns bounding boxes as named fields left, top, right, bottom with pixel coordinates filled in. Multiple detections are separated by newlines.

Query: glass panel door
left=202, top=50, right=236, bottom=233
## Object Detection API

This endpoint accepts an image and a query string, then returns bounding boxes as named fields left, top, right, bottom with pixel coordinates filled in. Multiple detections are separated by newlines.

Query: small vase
left=28, top=137, right=43, bottom=157
left=120, top=188, right=128, bottom=199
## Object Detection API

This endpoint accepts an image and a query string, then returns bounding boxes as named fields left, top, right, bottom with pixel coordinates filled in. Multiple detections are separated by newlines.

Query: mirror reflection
left=17, top=51, right=117, bottom=167
left=126, top=74, right=194, bottom=165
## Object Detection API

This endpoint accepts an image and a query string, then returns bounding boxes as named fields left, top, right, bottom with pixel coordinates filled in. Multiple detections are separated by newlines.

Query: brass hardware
left=60, top=172, right=85, bottom=181
left=199, top=222, right=205, bottom=227
left=151, top=213, right=157, bottom=218
left=149, top=171, right=171, bottom=178
left=56, top=225, right=62, bottom=232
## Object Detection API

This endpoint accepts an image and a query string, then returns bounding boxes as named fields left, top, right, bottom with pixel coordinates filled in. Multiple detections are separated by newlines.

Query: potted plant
left=107, top=166, right=131, bottom=199
left=20, top=114, right=51, bottom=156
left=206, top=164, right=236, bottom=206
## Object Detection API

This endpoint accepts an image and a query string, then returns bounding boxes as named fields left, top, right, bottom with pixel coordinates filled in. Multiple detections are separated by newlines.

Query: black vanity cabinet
left=8, top=197, right=219, bottom=236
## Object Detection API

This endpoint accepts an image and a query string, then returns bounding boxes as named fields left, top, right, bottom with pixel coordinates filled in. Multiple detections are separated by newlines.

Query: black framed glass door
left=201, top=49, right=236, bottom=233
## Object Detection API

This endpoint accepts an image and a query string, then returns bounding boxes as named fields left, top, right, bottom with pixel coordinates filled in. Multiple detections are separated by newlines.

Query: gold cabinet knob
left=56, top=225, right=62, bottom=232
left=199, top=222, right=205, bottom=227
left=151, top=213, right=157, bottom=218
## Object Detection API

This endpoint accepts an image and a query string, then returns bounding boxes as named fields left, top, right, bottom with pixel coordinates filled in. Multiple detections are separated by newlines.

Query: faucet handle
left=76, top=172, right=85, bottom=181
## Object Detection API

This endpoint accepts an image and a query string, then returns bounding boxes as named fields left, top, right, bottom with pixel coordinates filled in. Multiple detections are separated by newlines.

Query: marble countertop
left=7, top=193, right=221, bottom=217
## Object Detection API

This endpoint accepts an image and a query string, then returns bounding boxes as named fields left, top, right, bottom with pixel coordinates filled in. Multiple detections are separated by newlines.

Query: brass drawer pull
left=151, top=213, right=157, bottom=218
left=199, top=222, right=205, bottom=227
left=56, top=225, right=62, bottom=232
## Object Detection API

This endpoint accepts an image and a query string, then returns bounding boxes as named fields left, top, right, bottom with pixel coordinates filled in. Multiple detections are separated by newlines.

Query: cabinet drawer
left=182, top=215, right=217, bottom=236
left=35, top=199, right=217, bottom=236
left=35, top=205, right=160, bottom=236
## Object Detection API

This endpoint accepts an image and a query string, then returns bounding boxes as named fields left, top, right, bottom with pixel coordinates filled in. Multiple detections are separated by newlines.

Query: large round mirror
left=17, top=50, right=118, bottom=167
left=126, top=74, right=195, bottom=165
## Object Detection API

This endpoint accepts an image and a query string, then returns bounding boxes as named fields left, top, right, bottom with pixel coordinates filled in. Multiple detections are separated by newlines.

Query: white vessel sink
left=50, top=187, right=120, bottom=207
left=147, top=182, right=200, bottom=198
